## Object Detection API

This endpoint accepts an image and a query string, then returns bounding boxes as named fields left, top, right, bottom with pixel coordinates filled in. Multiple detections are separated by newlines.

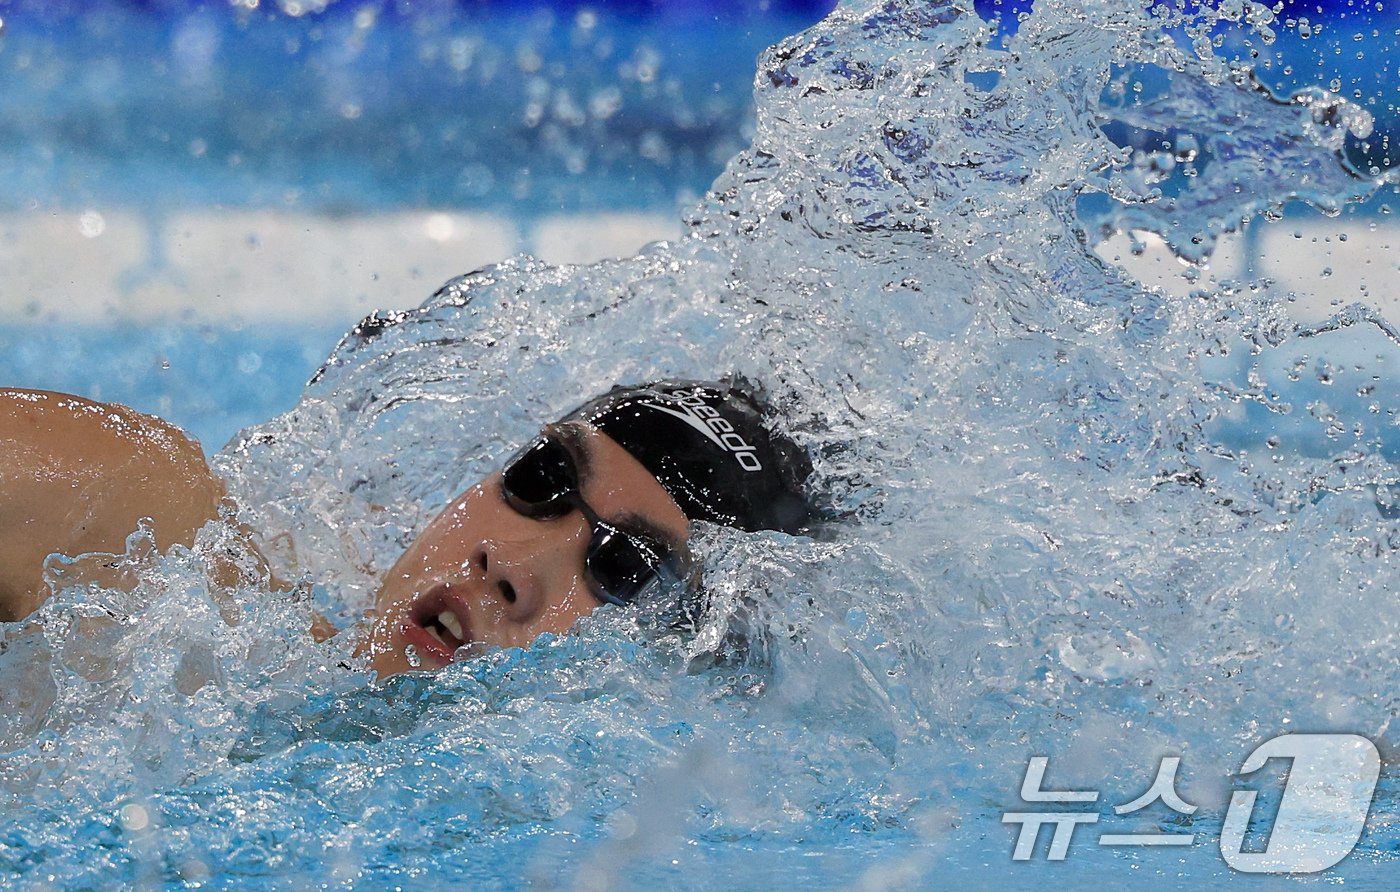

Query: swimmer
left=0, top=380, right=812, bottom=676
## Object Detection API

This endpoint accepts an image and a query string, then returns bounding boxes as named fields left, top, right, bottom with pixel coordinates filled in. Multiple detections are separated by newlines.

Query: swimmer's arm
left=310, top=613, right=340, bottom=642
left=0, top=389, right=226, bottom=622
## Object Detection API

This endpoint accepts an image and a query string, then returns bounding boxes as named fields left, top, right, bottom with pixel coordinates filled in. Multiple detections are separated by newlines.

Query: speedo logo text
left=648, top=391, right=763, bottom=471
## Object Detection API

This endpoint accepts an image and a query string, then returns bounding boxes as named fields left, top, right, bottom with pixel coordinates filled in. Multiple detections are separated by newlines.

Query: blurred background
left=0, top=0, right=838, bottom=447
left=0, top=0, right=1393, bottom=450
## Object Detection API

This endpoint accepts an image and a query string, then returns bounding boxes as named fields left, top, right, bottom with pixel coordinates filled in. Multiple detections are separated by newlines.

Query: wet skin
left=0, top=390, right=687, bottom=675
left=361, top=421, right=690, bottom=677
left=0, top=389, right=225, bottom=621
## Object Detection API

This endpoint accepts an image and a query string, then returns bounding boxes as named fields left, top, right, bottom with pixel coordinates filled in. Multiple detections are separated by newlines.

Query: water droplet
left=424, top=213, right=454, bottom=242
left=237, top=352, right=263, bottom=375
left=78, top=210, right=106, bottom=239
left=118, top=803, right=149, bottom=832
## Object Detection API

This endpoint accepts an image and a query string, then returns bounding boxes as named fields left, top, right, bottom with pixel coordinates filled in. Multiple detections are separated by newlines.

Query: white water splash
left=2, top=0, right=1395, bottom=885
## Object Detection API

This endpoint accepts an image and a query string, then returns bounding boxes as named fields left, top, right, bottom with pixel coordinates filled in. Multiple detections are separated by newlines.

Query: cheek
left=431, top=489, right=481, bottom=534
left=535, top=582, right=599, bottom=635
left=378, top=488, right=489, bottom=596
left=423, top=483, right=500, bottom=543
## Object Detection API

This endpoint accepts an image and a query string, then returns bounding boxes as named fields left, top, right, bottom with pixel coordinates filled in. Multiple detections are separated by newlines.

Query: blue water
left=0, top=1, right=833, bottom=213
left=2, top=1, right=1399, bottom=889
left=0, top=0, right=1394, bottom=451
left=0, top=0, right=842, bottom=450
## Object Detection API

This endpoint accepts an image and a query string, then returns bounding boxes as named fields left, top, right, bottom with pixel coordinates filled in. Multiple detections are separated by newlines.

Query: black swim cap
left=562, top=379, right=812, bottom=534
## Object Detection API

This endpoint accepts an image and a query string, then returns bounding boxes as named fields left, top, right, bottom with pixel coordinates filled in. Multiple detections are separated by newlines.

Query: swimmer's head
left=561, top=379, right=812, bottom=535
left=363, top=377, right=812, bottom=676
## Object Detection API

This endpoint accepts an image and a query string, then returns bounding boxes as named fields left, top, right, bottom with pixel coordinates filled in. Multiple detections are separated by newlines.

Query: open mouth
left=422, top=607, right=466, bottom=650
left=399, top=584, right=474, bottom=666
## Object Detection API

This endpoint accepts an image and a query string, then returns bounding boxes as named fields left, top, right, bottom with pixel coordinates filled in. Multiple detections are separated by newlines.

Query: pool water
left=2, top=0, right=1399, bottom=888
left=1, top=0, right=829, bottom=451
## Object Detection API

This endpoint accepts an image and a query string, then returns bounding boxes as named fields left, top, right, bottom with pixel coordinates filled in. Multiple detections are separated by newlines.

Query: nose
left=469, top=517, right=588, bottom=622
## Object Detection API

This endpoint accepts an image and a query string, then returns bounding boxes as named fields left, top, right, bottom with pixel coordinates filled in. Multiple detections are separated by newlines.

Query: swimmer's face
left=362, top=421, right=690, bottom=677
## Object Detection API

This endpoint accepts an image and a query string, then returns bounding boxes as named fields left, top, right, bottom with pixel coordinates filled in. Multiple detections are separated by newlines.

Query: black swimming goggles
left=500, top=432, right=687, bottom=607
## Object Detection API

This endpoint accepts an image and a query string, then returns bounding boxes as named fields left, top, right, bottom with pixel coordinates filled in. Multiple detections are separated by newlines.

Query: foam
left=2, top=0, right=1397, bottom=884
